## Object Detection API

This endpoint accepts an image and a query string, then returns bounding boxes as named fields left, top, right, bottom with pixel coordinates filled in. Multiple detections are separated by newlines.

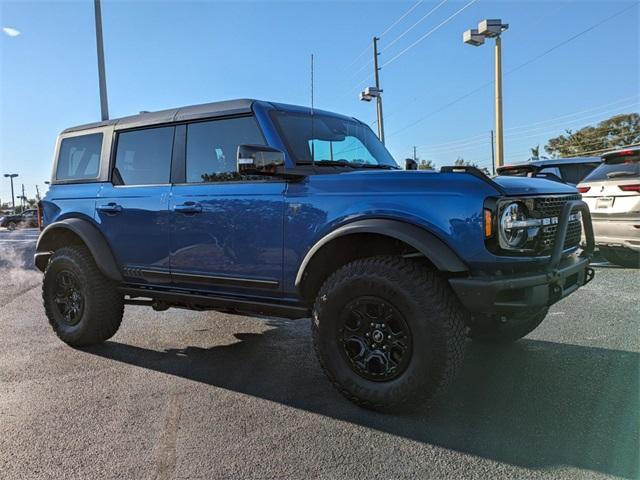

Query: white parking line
left=0, top=239, right=37, bottom=243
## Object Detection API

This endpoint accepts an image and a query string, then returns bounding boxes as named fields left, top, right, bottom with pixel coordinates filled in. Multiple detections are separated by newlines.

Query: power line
left=508, top=143, right=640, bottom=160
left=381, top=0, right=450, bottom=54
left=388, top=2, right=638, bottom=138
left=416, top=101, right=640, bottom=153
left=504, top=95, right=639, bottom=132
left=410, top=95, right=639, bottom=150
left=507, top=2, right=639, bottom=77
left=344, top=44, right=372, bottom=71
left=380, top=0, right=425, bottom=37
left=343, top=0, right=426, bottom=77
left=382, top=0, right=480, bottom=68
left=506, top=136, right=640, bottom=160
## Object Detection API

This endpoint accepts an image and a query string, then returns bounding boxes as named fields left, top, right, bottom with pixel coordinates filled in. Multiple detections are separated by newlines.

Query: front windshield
left=271, top=111, right=399, bottom=168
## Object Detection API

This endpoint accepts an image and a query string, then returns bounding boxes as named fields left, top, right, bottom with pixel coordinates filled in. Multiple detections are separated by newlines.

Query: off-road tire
left=312, top=256, right=466, bottom=411
left=467, top=307, right=549, bottom=343
left=43, top=246, right=124, bottom=346
left=601, top=247, right=640, bottom=268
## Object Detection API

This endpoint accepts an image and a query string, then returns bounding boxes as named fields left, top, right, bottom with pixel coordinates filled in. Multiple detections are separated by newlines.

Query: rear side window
left=114, top=127, right=174, bottom=185
left=185, top=117, right=264, bottom=183
left=558, top=163, right=599, bottom=184
left=56, top=133, right=103, bottom=181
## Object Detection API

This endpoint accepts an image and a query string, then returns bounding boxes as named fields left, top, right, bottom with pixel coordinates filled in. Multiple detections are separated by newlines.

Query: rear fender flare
left=35, top=218, right=122, bottom=282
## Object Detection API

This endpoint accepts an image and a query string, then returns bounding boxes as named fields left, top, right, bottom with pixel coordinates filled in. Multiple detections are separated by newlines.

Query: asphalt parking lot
left=0, top=228, right=638, bottom=479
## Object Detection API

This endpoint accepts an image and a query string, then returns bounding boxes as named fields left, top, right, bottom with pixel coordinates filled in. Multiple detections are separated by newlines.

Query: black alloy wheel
left=338, top=296, right=412, bottom=382
left=53, top=270, right=85, bottom=326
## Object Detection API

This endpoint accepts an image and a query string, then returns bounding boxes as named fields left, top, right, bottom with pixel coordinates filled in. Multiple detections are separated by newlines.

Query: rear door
left=96, top=126, right=175, bottom=285
left=169, top=116, right=285, bottom=298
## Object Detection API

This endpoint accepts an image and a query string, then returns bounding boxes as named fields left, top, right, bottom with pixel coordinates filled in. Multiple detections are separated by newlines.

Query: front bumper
left=450, top=199, right=596, bottom=314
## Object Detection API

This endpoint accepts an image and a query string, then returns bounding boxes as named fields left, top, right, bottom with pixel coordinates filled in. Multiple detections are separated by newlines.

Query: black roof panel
left=62, top=98, right=256, bottom=133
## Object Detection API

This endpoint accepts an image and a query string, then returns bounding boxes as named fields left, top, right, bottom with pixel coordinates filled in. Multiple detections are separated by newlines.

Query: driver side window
left=185, top=116, right=265, bottom=183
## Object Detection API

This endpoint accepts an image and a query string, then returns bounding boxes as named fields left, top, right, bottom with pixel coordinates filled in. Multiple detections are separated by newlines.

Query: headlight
left=499, top=202, right=529, bottom=249
left=497, top=201, right=543, bottom=251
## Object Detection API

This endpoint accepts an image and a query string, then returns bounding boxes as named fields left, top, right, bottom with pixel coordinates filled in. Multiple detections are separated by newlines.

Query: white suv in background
left=577, top=146, right=640, bottom=268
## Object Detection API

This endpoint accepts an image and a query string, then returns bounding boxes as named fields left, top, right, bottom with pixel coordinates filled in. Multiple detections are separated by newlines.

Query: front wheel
left=6, top=221, right=17, bottom=231
left=43, top=246, right=124, bottom=346
left=467, top=307, right=549, bottom=343
left=312, top=256, right=466, bottom=411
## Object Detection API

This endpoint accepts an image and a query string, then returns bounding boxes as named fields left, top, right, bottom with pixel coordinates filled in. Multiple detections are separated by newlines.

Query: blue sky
left=1, top=0, right=638, bottom=202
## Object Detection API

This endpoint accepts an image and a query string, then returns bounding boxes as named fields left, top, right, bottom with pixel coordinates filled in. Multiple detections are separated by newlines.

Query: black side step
left=120, top=286, right=310, bottom=320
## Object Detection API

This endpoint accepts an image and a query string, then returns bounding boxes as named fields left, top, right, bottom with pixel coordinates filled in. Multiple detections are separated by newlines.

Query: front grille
left=532, top=194, right=582, bottom=254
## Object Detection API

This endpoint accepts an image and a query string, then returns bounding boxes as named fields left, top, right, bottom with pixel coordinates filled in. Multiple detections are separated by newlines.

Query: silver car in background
left=577, top=146, right=640, bottom=268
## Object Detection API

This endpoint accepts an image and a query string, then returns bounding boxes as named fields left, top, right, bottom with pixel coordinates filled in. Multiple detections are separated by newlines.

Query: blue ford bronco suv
left=36, top=99, right=595, bottom=410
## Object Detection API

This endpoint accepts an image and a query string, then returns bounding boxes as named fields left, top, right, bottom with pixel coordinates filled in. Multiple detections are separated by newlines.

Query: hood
left=309, top=169, right=578, bottom=197
left=492, top=175, right=579, bottom=196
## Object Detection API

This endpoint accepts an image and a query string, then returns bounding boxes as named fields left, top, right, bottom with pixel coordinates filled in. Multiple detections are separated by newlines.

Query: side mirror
left=237, top=144, right=285, bottom=175
left=405, top=158, right=418, bottom=170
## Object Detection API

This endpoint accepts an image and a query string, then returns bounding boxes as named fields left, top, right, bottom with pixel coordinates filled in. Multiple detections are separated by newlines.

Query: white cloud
left=2, top=27, right=21, bottom=37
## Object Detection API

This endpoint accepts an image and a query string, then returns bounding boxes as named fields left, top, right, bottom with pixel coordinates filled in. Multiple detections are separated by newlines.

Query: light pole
left=463, top=19, right=509, bottom=167
left=3, top=173, right=18, bottom=210
left=360, top=37, right=385, bottom=144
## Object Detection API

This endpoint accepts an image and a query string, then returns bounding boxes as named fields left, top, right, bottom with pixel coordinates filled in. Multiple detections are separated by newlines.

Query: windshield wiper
left=606, top=171, right=637, bottom=178
left=354, top=163, right=400, bottom=170
left=306, top=159, right=400, bottom=170
left=311, top=160, right=355, bottom=167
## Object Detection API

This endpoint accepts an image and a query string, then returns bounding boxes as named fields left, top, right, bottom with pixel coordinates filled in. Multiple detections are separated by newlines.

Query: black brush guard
left=449, top=200, right=595, bottom=314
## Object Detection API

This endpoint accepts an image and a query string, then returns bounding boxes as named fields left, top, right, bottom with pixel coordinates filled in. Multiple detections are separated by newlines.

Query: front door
left=169, top=116, right=285, bottom=298
left=97, top=125, right=175, bottom=285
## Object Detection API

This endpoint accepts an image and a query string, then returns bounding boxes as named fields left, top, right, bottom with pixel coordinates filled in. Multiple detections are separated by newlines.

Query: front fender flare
left=294, top=218, right=468, bottom=288
left=35, top=218, right=122, bottom=282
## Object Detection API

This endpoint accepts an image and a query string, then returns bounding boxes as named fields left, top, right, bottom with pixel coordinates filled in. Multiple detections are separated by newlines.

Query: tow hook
left=152, top=301, right=169, bottom=312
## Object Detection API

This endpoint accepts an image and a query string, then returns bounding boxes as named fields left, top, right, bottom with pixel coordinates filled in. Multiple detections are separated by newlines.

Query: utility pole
left=372, top=37, right=385, bottom=144
left=413, top=146, right=417, bottom=162
left=94, top=0, right=109, bottom=121
left=490, top=130, right=495, bottom=175
left=359, top=37, right=385, bottom=143
left=21, top=184, right=25, bottom=210
left=35, top=184, right=41, bottom=201
left=3, top=173, right=18, bottom=210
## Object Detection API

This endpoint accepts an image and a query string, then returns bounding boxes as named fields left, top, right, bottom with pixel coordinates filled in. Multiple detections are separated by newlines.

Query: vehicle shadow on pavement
left=85, top=319, right=639, bottom=479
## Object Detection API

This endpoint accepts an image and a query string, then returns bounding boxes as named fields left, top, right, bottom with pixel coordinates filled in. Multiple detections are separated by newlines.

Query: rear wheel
left=467, top=307, right=549, bottom=343
left=312, top=256, right=466, bottom=411
left=601, top=247, right=640, bottom=268
left=43, top=246, right=124, bottom=346
left=6, top=221, right=17, bottom=231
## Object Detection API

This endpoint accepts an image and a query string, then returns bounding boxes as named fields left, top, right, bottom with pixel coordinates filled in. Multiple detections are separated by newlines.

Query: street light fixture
left=3, top=173, right=18, bottom=210
left=463, top=19, right=509, bottom=168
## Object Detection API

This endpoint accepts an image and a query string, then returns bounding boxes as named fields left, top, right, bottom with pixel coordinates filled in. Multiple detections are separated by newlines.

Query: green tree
left=453, top=157, right=491, bottom=176
left=418, top=159, right=436, bottom=170
left=530, top=145, right=540, bottom=160
left=544, top=112, right=640, bottom=158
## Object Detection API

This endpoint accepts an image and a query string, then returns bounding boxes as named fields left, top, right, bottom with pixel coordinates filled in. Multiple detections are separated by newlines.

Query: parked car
left=577, top=146, right=640, bottom=268
left=35, top=99, right=595, bottom=411
left=0, top=208, right=38, bottom=230
left=497, top=157, right=601, bottom=185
